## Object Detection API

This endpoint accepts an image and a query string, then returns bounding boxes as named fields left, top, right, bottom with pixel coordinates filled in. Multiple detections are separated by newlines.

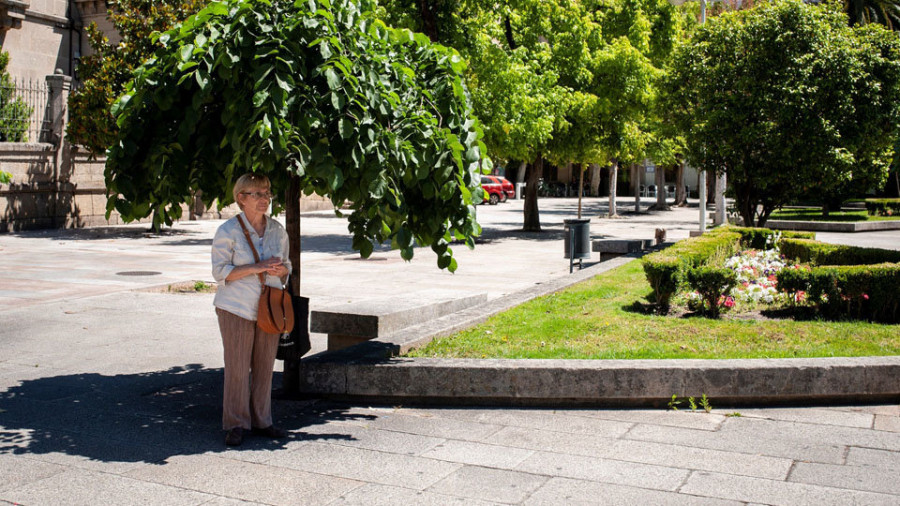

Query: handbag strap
left=236, top=214, right=267, bottom=286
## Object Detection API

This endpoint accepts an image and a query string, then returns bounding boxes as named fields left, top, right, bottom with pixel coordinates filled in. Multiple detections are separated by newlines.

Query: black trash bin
left=563, top=218, right=591, bottom=272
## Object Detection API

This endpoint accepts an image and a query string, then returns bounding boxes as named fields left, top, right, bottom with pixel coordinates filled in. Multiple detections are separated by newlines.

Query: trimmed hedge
left=641, top=226, right=805, bottom=309
left=780, top=239, right=900, bottom=265
left=727, top=227, right=815, bottom=249
left=777, top=263, right=900, bottom=322
left=865, top=198, right=900, bottom=217
left=642, top=228, right=741, bottom=308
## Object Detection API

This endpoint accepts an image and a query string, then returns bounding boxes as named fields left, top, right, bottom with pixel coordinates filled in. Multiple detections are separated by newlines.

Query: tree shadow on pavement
left=0, top=364, right=370, bottom=464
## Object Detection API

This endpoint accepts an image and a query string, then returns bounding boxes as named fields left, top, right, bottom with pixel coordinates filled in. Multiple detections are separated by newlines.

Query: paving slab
left=514, top=450, right=690, bottom=491
left=331, top=483, right=501, bottom=505
left=624, top=422, right=849, bottom=464
left=427, top=465, right=549, bottom=504
left=523, top=476, right=743, bottom=506
left=680, top=471, right=900, bottom=506
left=788, top=461, right=900, bottom=495
left=264, top=442, right=462, bottom=490
left=124, top=453, right=363, bottom=506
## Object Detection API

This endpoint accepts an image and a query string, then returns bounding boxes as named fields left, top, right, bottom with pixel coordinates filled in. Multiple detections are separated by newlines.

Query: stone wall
left=1, top=142, right=336, bottom=232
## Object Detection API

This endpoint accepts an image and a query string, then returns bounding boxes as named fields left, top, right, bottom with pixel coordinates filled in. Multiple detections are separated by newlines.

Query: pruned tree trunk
left=576, top=163, right=584, bottom=218
left=524, top=153, right=542, bottom=231
left=608, top=159, right=619, bottom=217
left=674, top=159, right=687, bottom=206
left=632, top=163, right=641, bottom=213
left=516, top=161, right=527, bottom=183
left=714, top=171, right=727, bottom=225
left=589, top=163, right=601, bottom=197
left=654, top=162, right=667, bottom=210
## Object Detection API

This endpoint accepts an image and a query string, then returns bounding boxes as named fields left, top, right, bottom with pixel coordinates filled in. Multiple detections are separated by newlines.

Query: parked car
left=479, top=176, right=505, bottom=205
left=480, top=175, right=515, bottom=204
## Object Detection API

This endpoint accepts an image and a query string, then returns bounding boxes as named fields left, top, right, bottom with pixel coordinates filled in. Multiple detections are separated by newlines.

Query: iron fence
left=0, top=77, right=50, bottom=143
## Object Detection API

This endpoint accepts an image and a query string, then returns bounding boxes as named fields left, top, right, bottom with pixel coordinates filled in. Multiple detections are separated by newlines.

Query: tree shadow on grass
left=0, top=364, right=370, bottom=464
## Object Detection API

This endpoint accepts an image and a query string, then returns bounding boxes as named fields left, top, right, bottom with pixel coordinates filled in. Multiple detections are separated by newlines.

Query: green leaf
left=339, top=118, right=353, bottom=139
left=325, top=67, right=341, bottom=90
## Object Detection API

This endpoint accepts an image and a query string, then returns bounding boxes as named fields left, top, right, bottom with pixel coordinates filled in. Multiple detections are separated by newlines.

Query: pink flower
left=862, top=294, right=869, bottom=300
left=723, top=296, right=735, bottom=308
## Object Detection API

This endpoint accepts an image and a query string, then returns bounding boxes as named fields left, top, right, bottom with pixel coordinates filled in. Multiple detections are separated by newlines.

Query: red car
left=480, top=175, right=515, bottom=204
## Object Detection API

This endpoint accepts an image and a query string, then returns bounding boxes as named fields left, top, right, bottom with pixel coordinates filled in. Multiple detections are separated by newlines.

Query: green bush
left=0, top=51, right=32, bottom=142
left=687, top=266, right=737, bottom=318
left=864, top=198, right=900, bottom=217
left=727, top=226, right=816, bottom=250
left=780, top=239, right=900, bottom=265
left=642, top=228, right=741, bottom=309
left=778, top=263, right=900, bottom=322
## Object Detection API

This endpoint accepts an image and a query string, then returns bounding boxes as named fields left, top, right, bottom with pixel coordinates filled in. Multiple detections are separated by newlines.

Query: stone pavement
left=1, top=197, right=899, bottom=505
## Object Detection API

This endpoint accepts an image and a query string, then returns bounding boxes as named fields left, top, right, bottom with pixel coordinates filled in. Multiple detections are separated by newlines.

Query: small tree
left=0, top=52, right=33, bottom=143
left=107, top=0, right=486, bottom=282
left=665, top=0, right=900, bottom=227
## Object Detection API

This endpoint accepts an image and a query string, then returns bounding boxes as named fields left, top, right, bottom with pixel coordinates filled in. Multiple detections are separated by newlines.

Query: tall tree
left=664, top=0, right=900, bottom=227
left=68, top=0, right=209, bottom=155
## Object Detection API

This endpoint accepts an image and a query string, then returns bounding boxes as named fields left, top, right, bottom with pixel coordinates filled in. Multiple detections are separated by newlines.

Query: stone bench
left=591, top=239, right=655, bottom=254
left=311, top=292, right=488, bottom=351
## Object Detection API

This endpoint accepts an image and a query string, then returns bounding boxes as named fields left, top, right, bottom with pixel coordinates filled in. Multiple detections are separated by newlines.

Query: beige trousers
left=216, top=308, right=280, bottom=431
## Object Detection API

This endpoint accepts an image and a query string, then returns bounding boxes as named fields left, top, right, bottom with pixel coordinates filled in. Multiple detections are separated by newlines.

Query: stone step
left=311, top=291, right=488, bottom=351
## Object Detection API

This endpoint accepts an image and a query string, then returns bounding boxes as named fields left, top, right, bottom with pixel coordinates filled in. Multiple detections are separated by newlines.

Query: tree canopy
left=107, top=0, right=486, bottom=271
left=664, top=0, right=900, bottom=226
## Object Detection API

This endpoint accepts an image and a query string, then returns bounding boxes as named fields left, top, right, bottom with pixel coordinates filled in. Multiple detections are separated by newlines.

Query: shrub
left=687, top=266, right=738, bottom=317
left=780, top=239, right=900, bottom=265
left=642, top=229, right=741, bottom=309
left=727, top=226, right=815, bottom=250
left=778, top=263, right=900, bottom=322
left=865, top=198, right=900, bottom=217
left=0, top=52, right=32, bottom=142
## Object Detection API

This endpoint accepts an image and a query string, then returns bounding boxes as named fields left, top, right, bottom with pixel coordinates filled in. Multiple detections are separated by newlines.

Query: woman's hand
left=257, top=257, right=287, bottom=277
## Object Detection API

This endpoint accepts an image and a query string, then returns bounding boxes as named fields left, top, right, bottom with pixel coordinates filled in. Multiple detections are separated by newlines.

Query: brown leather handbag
left=237, top=215, right=294, bottom=334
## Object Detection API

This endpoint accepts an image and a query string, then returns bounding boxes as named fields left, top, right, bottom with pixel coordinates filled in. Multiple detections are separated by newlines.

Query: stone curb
left=766, top=220, right=900, bottom=233
left=299, top=355, right=900, bottom=407
left=298, top=253, right=900, bottom=407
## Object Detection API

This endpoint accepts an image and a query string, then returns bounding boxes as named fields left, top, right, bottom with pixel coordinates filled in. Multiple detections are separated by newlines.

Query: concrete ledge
left=766, top=220, right=900, bottom=233
left=592, top=239, right=654, bottom=254
left=299, top=355, right=900, bottom=407
left=297, top=251, right=900, bottom=407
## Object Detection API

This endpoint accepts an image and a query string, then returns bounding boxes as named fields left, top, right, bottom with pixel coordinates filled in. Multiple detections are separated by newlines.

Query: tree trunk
left=674, top=160, right=686, bottom=206
left=516, top=161, right=527, bottom=183
left=655, top=162, right=667, bottom=210
left=632, top=164, right=641, bottom=213
left=282, top=174, right=302, bottom=395
left=714, top=171, right=727, bottom=225
left=608, top=159, right=619, bottom=217
left=417, top=0, right=439, bottom=40
left=589, top=163, right=601, bottom=197
left=523, top=153, right=542, bottom=231
left=576, top=163, right=584, bottom=219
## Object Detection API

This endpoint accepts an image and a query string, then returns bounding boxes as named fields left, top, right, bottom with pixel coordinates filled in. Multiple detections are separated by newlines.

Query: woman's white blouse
left=211, top=213, right=291, bottom=321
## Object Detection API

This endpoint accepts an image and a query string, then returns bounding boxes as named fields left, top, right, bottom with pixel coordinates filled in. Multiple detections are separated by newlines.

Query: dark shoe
left=225, top=427, right=243, bottom=446
left=252, top=425, right=288, bottom=439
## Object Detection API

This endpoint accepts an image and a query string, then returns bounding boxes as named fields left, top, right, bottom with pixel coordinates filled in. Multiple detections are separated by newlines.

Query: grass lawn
left=769, top=208, right=900, bottom=222
left=407, top=260, right=900, bottom=360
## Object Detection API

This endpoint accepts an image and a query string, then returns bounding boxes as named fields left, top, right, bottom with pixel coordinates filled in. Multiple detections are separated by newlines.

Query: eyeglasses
left=241, top=191, right=272, bottom=200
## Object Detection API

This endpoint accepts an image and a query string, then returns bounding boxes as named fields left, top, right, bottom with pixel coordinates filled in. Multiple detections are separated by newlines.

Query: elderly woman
left=211, top=173, right=290, bottom=446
